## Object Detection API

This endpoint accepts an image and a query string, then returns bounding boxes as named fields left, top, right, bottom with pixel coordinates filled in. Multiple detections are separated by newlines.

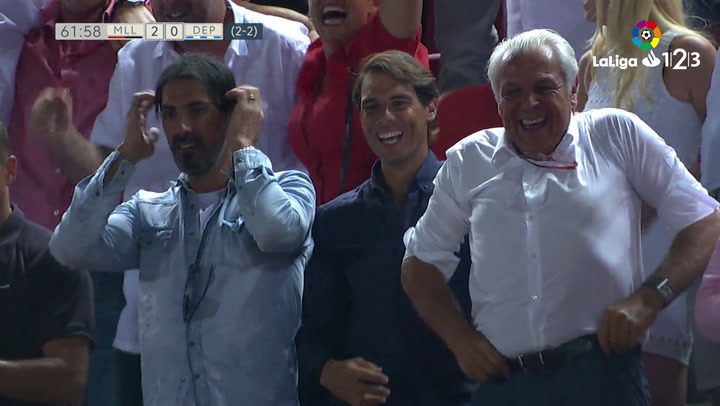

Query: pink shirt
left=7, top=0, right=119, bottom=230
left=696, top=239, right=720, bottom=342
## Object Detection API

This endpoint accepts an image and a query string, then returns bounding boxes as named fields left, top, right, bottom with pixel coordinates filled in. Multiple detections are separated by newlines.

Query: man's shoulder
left=115, top=39, right=166, bottom=76
left=577, top=107, right=639, bottom=127
left=316, top=182, right=370, bottom=224
left=16, top=218, right=52, bottom=258
left=576, top=108, right=645, bottom=142
left=117, top=38, right=158, bottom=60
left=445, top=128, right=504, bottom=159
left=16, top=219, right=81, bottom=276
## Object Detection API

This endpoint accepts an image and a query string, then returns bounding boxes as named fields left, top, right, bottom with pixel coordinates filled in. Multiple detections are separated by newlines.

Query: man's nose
left=179, top=114, right=192, bottom=132
left=520, top=92, right=540, bottom=109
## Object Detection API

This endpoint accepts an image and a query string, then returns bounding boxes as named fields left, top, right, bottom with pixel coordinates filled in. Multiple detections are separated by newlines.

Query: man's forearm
left=401, top=256, right=477, bottom=351
left=47, top=127, right=106, bottom=182
left=232, top=149, right=315, bottom=253
left=650, top=210, right=720, bottom=296
left=0, top=358, right=85, bottom=405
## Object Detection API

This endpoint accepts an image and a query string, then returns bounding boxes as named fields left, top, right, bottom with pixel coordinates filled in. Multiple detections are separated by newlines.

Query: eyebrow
left=160, top=100, right=212, bottom=110
left=361, top=94, right=413, bottom=106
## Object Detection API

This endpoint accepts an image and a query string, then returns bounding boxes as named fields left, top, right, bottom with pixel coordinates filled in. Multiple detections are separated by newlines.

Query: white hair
left=486, top=29, right=578, bottom=101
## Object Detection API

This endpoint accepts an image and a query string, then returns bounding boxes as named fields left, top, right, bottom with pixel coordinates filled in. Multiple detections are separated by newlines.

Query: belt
left=504, top=334, right=600, bottom=374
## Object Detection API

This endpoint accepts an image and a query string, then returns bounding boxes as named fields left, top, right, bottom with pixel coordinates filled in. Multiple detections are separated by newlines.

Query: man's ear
left=427, top=97, right=438, bottom=122
left=570, top=76, right=579, bottom=109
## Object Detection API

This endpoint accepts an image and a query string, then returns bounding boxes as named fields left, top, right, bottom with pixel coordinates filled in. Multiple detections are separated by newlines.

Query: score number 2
left=662, top=48, right=701, bottom=70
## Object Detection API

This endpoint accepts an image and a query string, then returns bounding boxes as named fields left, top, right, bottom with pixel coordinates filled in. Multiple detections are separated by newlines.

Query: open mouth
left=519, top=117, right=548, bottom=131
left=377, top=130, right=403, bottom=145
left=321, top=6, right=348, bottom=26
left=173, top=137, right=201, bottom=153
left=165, top=6, right=190, bottom=21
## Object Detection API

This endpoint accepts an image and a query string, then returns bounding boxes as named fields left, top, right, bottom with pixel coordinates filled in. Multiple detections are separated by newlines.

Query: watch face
left=657, top=279, right=675, bottom=303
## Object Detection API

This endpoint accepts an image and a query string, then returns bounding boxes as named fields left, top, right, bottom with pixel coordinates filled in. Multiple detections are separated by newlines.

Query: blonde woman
left=577, top=1, right=717, bottom=405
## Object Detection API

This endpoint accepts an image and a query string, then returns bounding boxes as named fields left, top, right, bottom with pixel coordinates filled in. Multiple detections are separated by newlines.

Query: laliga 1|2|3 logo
left=592, top=20, right=701, bottom=70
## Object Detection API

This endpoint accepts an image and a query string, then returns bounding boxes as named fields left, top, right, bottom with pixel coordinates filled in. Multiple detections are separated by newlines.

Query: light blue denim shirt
left=50, top=148, right=315, bottom=406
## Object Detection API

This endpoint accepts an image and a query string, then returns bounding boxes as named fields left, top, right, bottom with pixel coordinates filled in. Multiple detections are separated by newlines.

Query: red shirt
left=288, top=13, right=429, bottom=205
left=8, top=0, right=119, bottom=230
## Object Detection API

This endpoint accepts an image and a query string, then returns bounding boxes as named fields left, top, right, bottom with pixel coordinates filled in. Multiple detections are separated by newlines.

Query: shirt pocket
left=137, top=227, right=175, bottom=282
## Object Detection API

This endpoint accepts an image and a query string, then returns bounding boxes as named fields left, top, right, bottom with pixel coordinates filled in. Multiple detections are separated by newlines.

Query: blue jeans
left=471, top=350, right=649, bottom=406
left=84, top=272, right=125, bottom=406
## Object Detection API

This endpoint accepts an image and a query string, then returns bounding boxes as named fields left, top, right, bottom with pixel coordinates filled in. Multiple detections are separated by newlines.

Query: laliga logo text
left=592, top=20, right=700, bottom=70
left=592, top=48, right=701, bottom=70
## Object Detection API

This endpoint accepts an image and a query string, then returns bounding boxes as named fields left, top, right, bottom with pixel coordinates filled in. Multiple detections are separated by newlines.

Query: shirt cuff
left=232, top=147, right=273, bottom=180
left=403, top=226, right=459, bottom=281
left=88, top=150, right=136, bottom=196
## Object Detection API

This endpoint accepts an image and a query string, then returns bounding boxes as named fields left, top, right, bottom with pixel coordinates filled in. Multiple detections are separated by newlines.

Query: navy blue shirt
left=297, top=153, right=475, bottom=406
left=0, top=207, right=94, bottom=406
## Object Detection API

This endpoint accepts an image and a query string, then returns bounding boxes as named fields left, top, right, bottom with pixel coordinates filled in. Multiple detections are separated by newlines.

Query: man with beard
left=33, top=1, right=310, bottom=403
left=48, top=54, right=316, bottom=405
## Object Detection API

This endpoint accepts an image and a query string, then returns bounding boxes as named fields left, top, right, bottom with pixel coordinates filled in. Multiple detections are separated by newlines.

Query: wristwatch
left=640, top=277, right=676, bottom=307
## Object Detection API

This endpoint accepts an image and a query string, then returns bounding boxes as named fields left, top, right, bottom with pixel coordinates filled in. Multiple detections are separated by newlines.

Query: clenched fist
left=224, top=86, right=264, bottom=152
left=28, top=88, right=73, bottom=146
left=116, top=91, right=161, bottom=164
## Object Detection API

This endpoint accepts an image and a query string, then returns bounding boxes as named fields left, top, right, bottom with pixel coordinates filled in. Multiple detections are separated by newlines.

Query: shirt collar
left=491, top=113, right=579, bottom=169
left=0, top=206, right=26, bottom=247
left=369, top=151, right=441, bottom=194
left=41, top=0, right=116, bottom=27
left=152, top=0, right=248, bottom=60
left=172, top=174, right=231, bottom=197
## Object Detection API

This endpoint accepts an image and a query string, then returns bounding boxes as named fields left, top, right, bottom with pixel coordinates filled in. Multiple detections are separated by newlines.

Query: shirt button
left=194, top=374, right=200, bottom=380
left=53, top=210, right=60, bottom=216
left=55, top=168, right=62, bottom=174
left=189, top=341, right=195, bottom=347
left=530, top=252, right=537, bottom=259
left=532, top=295, right=539, bottom=300
left=526, top=214, right=534, bottom=221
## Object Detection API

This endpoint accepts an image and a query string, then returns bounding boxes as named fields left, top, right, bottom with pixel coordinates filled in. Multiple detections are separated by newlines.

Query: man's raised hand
left=117, top=91, right=160, bottom=164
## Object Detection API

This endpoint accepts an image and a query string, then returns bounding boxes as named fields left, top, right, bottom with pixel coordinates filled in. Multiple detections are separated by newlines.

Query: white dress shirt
left=404, top=108, right=718, bottom=357
left=701, top=51, right=720, bottom=193
left=505, top=0, right=595, bottom=60
left=91, top=1, right=309, bottom=354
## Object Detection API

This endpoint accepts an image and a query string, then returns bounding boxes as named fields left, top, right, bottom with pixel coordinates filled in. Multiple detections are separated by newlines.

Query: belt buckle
left=516, top=351, right=545, bottom=371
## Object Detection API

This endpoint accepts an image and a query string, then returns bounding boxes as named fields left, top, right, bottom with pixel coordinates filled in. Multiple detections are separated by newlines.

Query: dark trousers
left=471, top=350, right=649, bottom=406
left=116, top=350, right=143, bottom=406
left=84, top=272, right=124, bottom=406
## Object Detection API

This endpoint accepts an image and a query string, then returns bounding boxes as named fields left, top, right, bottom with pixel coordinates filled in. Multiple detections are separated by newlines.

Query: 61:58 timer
left=56, top=24, right=103, bottom=40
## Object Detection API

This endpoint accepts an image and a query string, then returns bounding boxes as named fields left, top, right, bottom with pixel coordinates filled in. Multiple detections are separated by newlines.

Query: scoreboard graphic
left=55, top=23, right=263, bottom=41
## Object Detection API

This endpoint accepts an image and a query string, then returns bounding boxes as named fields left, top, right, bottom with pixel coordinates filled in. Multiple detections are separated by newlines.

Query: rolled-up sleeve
left=404, top=148, right=471, bottom=281
left=696, top=239, right=720, bottom=342
left=229, top=147, right=315, bottom=253
left=614, top=111, right=719, bottom=233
